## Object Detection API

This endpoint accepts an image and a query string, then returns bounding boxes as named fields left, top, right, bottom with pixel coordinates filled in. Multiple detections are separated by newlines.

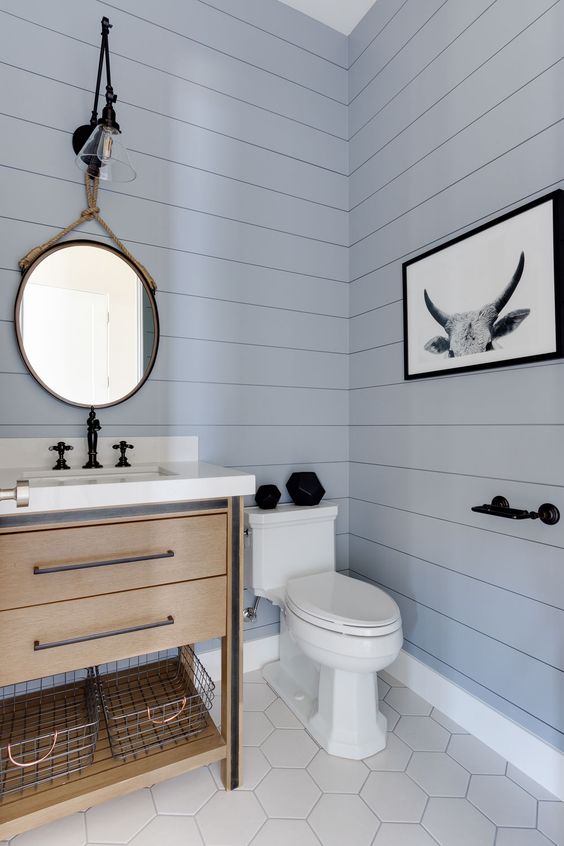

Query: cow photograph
left=402, top=192, right=563, bottom=379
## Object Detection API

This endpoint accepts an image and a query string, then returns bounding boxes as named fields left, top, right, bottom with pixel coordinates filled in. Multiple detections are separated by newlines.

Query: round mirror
left=15, top=240, right=159, bottom=407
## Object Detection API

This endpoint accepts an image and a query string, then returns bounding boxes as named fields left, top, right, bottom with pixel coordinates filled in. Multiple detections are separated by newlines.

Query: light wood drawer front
left=0, top=514, right=227, bottom=610
left=0, top=577, right=226, bottom=686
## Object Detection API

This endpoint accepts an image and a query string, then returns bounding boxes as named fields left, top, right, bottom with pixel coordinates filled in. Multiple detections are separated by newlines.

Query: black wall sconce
left=72, top=17, right=135, bottom=183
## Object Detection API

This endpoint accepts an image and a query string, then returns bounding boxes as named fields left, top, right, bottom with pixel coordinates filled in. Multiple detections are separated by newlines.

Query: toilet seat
left=286, top=571, right=401, bottom=637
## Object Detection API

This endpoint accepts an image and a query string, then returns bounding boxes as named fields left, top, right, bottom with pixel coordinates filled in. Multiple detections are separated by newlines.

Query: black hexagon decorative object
left=255, top=484, right=281, bottom=510
left=286, top=472, right=325, bottom=506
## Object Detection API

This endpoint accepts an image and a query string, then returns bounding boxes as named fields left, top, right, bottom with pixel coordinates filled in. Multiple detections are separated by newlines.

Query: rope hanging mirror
left=14, top=15, right=159, bottom=410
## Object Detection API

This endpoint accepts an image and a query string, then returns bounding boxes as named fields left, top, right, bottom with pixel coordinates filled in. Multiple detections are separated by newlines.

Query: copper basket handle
left=7, top=730, right=59, bottom=768
left=147, top=697, right=187, bottom=725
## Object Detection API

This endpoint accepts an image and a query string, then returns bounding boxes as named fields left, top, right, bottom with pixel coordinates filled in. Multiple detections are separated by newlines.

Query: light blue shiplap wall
left=348, top=0, right=564, bottom=752
left=0, top=0, right=349, bottom=643
left=2, top=0, right=563, bottom=752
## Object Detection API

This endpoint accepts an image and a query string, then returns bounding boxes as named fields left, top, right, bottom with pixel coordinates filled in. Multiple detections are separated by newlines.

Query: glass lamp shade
left=75, top=124, right=136, bottom=182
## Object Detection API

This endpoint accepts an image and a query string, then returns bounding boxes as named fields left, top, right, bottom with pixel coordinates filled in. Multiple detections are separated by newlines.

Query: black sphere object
left=286, top=472, right=325, bottom=507
left=255, top=484, right=281, bottom=510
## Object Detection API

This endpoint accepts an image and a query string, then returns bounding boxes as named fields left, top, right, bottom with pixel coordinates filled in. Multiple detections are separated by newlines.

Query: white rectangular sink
left=25, top=464, right=177, bottom=484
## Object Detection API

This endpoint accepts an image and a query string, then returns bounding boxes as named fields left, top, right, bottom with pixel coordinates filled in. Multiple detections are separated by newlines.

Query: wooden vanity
left=0, top=495, right=243, bottom=840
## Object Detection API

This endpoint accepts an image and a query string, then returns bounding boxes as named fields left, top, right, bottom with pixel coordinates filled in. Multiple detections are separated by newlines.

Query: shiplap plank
left=350, top=0, right=559, bottom=172
left=0, top=15, right=347, bottom=173
left=0, top=170, right=348, bottom=281
left=0, top=3, right=347, bottom=137
left=349, top=498, right=564, bottom=643
left=351, top=4, right=562, bottom=208
left=349, top=0, right=449, bottom=109
left=158, top=291, right=347, bottom=353
left=1, top=320, right=348, bottom=389
left=349, top=0, right=494, bottom=105
left=350, top=58, right=564, bottom=243
left=0, top=66, right=347, bottom=210
left=0, top=373, right=348, bottom=427
left=350, top=463, right=564, bottom=547
left=0, top=228, right=348, bottom=321
left=96, top=0, right=348, bottom=102
left=348, top=0, right=410, bottom=69
left=350, top=424, right=564, bottom=488
left=350, top=123, right=564, bottom=280
left=351, top=363, right=564, bottom=425
left=349, top=533, right=564, bottom=671
left=0, top=116, right=347, bottom=246
left=187, top=0, right=347, bottom=68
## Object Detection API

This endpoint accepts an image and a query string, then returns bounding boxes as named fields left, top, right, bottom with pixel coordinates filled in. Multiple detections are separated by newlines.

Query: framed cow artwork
left=402, top=190, right=564, bottom=379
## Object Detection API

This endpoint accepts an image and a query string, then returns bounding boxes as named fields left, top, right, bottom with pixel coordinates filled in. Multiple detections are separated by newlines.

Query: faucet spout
left=83, top=406, right=103, bottom=469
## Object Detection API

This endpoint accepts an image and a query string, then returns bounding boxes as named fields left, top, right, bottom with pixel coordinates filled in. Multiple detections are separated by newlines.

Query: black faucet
left=83, top=406, right=103, bottom=469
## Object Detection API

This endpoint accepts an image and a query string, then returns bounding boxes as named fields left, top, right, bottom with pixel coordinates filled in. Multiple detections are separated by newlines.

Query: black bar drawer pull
left=33, top=550, right=175, bottom=575
left=34, top=615, right=175, bottom=651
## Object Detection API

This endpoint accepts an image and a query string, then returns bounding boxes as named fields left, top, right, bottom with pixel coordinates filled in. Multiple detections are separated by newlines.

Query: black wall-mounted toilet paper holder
left=472, top=496, right=560, bottom=525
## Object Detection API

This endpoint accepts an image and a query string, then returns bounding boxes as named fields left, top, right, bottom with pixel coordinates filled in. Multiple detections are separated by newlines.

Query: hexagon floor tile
left=243, top=682, right=277, bottom=712
left=128, top=815, right=203, bottom=846
left=467, top=774, right=537, bottom=827
left=496, top=829, right=556, bottom=846
left=12, top=814, right=86, bottom=846
left=385, top=687, right=432, bottom=716
left=7, top=674, right=563, bottom=846
left=308, top=749, right=369, bottom=793
left=196, top=790, right=266, bottom=846
left=261, top=728, right=318, bottom=768
left=363, top=732, right=413, bottom=771
left=250, top=819, right=320, bottom=846
left=373, top=823, right=439, bottom=845
left=151, top=767, right=217, bottom=814
left=243, top=710, right=275, bottom=746
left=538, top=801, right=564, bottom=845
left=407, top=751, right=470, bottom=797
left=446, top=733, right=507, bottom=774
left=255, top=768, right=321, bottom=818
left=361, top=772, right=427, bottom=823
left=85, top=789, right=155, bottom=843
left=395, top=716, right=450, bottom=752
left=309, top=794, right=380, bottom=846
left=265, top=697, right=302, bottom=728
left=422, top=797, right=496, bottom=846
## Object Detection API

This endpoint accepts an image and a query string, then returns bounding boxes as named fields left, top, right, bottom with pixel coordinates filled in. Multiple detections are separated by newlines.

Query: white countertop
left=0, top=437, right=255, bottom=515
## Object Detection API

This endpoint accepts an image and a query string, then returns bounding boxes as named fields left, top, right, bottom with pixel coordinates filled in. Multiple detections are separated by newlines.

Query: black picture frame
left=402, top=190, right=564, bottom=380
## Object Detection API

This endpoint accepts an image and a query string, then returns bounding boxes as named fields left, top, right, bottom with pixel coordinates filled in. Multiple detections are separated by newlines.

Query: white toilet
left=245, top=501, right=403, bottom=759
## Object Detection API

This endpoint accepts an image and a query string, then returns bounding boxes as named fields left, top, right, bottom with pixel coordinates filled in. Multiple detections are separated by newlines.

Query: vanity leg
left=220, top=496, right=243, bottom=789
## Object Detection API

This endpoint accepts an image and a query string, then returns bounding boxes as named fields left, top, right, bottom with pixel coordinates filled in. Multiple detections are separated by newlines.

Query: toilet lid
left=286, top=572, right=400, bottom=633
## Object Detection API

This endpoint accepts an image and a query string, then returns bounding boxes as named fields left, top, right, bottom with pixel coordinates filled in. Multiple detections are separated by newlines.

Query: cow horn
left=424, top=289, right=449, bottom=327
left=493, top=252, right=525, bottom=313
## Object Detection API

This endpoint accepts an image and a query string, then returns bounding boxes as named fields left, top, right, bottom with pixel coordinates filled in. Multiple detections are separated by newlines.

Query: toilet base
left=262, top=659, right=388, bottom=760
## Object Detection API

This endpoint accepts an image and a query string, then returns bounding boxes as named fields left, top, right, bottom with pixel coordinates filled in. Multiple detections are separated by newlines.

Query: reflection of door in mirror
left=22, top=286, right=111, bottom=405
left=19, top=244, right=147, bottom=406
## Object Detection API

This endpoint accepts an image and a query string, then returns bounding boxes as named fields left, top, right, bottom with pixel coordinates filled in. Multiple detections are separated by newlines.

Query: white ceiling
left=277, top=0, right=378, bottom=35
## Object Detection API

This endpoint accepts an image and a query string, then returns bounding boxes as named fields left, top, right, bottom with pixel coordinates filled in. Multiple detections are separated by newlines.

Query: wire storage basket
left=0, top=669, right=99, bottom=798
left=96, top=646, right=215, bottom=762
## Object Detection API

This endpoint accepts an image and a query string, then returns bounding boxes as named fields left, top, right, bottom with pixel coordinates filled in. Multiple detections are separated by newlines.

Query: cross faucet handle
left=113, top=441, right=134, bottom=468
left=48, top=442, right=74, bottom=470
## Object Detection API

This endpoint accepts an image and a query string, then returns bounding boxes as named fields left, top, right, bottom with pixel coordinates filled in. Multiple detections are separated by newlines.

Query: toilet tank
left=245, top=501, right=338, bottom=595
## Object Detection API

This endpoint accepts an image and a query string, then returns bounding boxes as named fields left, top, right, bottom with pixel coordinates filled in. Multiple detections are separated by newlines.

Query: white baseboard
left=389, top=649, right=564, bottom=801
left=199, top=634, right=280, bottom=684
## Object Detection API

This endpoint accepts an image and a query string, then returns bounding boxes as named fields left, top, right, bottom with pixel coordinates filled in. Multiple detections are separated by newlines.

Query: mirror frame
left=15, top=239, right=160, bottom=408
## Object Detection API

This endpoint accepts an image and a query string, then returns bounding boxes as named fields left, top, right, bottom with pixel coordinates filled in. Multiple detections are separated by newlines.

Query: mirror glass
left=16, top=241, right=159, bottom=407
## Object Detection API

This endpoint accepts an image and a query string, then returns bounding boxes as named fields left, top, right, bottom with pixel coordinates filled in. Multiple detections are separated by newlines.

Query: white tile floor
left=5, top=669, right=564, bottom=846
